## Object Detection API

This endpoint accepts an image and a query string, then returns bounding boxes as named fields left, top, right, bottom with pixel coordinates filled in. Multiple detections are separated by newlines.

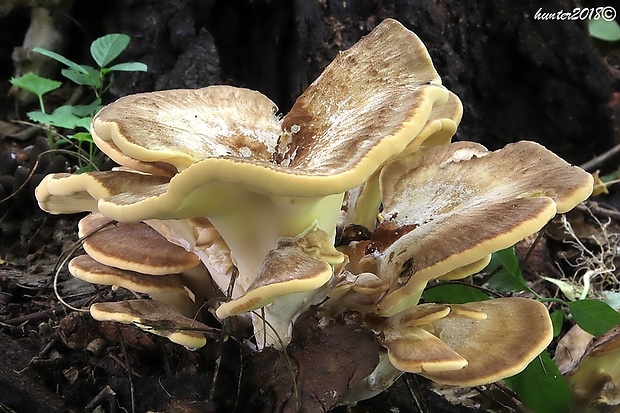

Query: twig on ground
left=580, top=201, right=620, bottom=221
left=209, top=266, right=239, bottom=404
left=84, top=385, right=118, bottom=413
left=403, top=374, right=426, bottom=412
left=115, top=322, right=137, bottom=413
left=1, top=296, right=93, bottom=326
left=37, top=335, right=60, bottom=358
left=107, top=352, right=142, bottom=379
left=580, top=142, right=620, bottom=171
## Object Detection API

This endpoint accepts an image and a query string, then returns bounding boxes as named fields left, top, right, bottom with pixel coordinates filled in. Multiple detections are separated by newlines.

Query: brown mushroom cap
left=216, top=247, right=333, bottom=318
left=90, top=300, right=213, bottom=349
left=418, top=298, right=552, bottom=386
left=374, top=141, right=593, bottom=315
left=379, top=304, right=464, bottom=373
left=278, top=18, right=445, bottom=173
left=92, top=86, right=282, bottom=172
left=34, top=19, right=455, bottom=225
left=35, top=171, right=170, bottom=215
left=69, top=254, right=195, bottom=314
left=93, top=18, right=447, bottom=182
left=68, top=254, right=186, bottom=295
left=216, top=225, right=346, bottom=318
left=379, top=298, right=552, bottom=386
left=385, top=326, right=468, bottom=373
left=78, top=213, right=200, bottom=275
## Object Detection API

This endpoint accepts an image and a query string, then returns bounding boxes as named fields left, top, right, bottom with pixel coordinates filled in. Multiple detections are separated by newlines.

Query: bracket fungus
left=90, top=300, right=214, bottom=349
left=35, top=18, right=594, bottom=404
left=381, top=298, right=553, bottom=386
left=68, top=212, right=212, bottom=331
left=370, top=140, right=594, bottom=316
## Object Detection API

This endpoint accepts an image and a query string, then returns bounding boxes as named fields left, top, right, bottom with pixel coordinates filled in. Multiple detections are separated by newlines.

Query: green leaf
left=71, top=98, right=102, bottom=118
left=10, top=73, right=61, bottom=97
left=589, top=18, right=620, bottom=42
left=105, top=62, right=148, bottom=72
left=504, top=350, right=571, bottom=413
left=422, top=283, right=490, bottom=304
left=70, top=132, right=94, bottom=143
left=61, top=66, right=101, bottom=88
left=540, top=276, right=580, bottom=301
left=91, top=33, right=130, bottom=67
left=33, top=47, right=87, bottom=74
left=27, top=106, right=91, bottom=130
left=485, top=247, right=530, bottom=293
left=61, top=68, right=91, bottom=86
left=567, top=299, right=620, bottom=336
left=550, top=309, right=564, bottom=337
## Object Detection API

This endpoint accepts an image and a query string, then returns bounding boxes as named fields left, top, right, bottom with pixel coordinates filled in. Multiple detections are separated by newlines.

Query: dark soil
left=1, top=1, right=619, bottom=412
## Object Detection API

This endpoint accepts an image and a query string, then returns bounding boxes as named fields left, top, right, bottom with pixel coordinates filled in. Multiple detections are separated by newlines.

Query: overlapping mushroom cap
left=34, top=17, right=595, bottom=400
left=365, top=140, right=594, bottom=316
left=381, top=298, right=553, bottom=385
left=91, top=300, right=214, bottom=348
left=67, top=212, right=214, bottom=341
left=36, top=18, right=461, bottom=348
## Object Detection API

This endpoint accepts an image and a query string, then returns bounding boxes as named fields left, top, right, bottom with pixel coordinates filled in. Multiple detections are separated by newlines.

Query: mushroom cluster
left=35, top=19, right=593, bottom=400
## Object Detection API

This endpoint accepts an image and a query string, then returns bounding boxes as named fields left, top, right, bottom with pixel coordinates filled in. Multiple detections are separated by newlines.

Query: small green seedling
left=9, top=72, right=61, bottom=115
left=10, top=33, right=147, bottom=171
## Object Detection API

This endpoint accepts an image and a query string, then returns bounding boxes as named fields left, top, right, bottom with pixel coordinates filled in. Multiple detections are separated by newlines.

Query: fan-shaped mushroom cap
left=216, top=224, right=347, bottom=348
left=215, top=246, right=334, bottom=318
left=381, top=304, right=466, bottom=373
left=373, top=141, right=593, bottom=316
left=90, top=300, right=213, bottom=349
left=92, top=19, right=448, bottom=189
left=78, top=213, right=200, bottom=275
left=385, top=327, right=469, bottom=373
left=68, top=254, right=195, bottom=314
left=382, top=298, right=553, bottom=386
left=35, top=171, right=170, bottom=215
left=69, top=255, right=186, bottom=295
left=92, top=86, right=282, bottom=173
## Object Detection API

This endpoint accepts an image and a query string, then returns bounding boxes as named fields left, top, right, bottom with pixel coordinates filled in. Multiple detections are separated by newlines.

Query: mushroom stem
left=209, top=192, right=344, bottom=296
